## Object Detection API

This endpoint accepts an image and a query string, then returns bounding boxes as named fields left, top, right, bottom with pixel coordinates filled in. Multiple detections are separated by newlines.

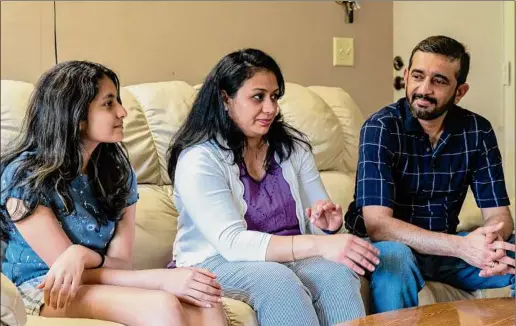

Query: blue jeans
left=368, top=233, right=515, bottom=314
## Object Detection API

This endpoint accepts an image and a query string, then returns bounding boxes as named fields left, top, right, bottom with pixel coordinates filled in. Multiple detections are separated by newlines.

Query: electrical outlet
left=333, top=37, right=354, bottom=67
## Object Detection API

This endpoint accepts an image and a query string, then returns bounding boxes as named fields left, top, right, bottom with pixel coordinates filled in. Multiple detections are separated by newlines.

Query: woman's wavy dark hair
left=167, top=48, right=311, bottom=184
left=0, top=61, right=133, bottom=240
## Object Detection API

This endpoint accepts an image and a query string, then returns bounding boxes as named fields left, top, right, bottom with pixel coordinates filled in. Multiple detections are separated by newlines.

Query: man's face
left=404, top=51, right=468, bottom=120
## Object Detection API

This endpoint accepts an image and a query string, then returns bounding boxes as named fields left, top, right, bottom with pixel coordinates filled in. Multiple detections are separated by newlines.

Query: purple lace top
left=239, top=158, right=301, bottom=236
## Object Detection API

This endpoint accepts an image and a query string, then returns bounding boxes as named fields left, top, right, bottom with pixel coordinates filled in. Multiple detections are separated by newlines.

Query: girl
left=1, top=61, right=227, bottom=326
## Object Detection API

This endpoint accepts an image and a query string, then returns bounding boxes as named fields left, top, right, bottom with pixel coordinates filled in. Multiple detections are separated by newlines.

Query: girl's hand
left=37, top=245, right=87, bottom=310
left=160, top=267, right=222, bottom=308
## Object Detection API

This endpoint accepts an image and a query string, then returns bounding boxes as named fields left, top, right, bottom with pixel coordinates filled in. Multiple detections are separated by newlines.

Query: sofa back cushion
left=0, top=81, right=34, bottom=151
left=122, top=81, right=197, bottom=186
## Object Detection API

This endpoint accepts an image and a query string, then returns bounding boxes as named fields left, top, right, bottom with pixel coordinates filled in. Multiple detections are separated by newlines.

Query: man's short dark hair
left=408, top=35, right=470, bottom=85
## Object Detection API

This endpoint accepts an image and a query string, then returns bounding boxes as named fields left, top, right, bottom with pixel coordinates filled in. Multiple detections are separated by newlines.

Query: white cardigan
left=172, top=140, right=345, bottom=267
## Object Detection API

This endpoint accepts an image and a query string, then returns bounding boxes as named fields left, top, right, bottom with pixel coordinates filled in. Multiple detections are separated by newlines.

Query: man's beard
left=408, top=92, right=455, bottom=121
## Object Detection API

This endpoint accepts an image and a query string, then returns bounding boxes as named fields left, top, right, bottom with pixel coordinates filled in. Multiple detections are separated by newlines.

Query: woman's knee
left=241, top=262, right=311, bottom=304
left=329, top=264, right=361, bottom=291
left=306, top=260, right=362, bottom=298
left=259, top=263, right=306, bottom=291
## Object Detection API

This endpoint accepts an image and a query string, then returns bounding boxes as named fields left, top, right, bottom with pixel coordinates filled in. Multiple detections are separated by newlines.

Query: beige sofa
left=1, top=79, right=510, bottom=326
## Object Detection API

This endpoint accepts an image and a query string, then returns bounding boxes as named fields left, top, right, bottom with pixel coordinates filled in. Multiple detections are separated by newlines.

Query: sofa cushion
left=133, top=185, right=177, bottom=270
left=419, top=281, right=476, bottom=306
left=124, top=81, right=197, bottom=186
left=456, top=190, right=485, bottom=232
left=1, top=273, right=27, bottom=326
left=120, top=87, right=162, bottom=186
left=319, top=171, right=356, bottom=219
left=0, top=80, right=34, bottom=151
left=309, top=86, right=364, bottom=173
left=223, top=298, right=258, bottom=326
left=279, top=83, right=347, bottom=173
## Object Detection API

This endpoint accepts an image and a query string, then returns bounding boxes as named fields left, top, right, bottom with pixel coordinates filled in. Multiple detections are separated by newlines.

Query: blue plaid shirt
left=345, top=98, right=510, bottom=237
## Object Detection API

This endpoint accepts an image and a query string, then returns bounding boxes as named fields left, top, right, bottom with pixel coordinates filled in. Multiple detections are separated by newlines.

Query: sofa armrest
left=1, top=273, right=27, bottom=326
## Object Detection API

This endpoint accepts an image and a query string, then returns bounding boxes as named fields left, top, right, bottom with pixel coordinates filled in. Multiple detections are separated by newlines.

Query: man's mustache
left=412, top=94, right=437, bottom=105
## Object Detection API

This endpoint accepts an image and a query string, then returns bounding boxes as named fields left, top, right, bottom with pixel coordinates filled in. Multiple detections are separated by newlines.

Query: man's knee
left=373, top=241, right=419, bottom=278
left=375, top=241, right=415, bottom=262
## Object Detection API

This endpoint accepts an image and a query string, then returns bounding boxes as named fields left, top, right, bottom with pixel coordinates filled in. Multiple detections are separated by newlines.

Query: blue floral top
left=1, top=151, right=139, bottom=286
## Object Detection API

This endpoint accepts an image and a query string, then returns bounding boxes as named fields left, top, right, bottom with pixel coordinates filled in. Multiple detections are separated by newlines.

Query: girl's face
left=82, top=76, right=127, bottom=145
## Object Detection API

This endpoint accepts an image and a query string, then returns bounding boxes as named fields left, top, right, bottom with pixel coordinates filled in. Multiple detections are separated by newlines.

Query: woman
left=0, top=61, right=227, bottom=326
left=167, top=49, right=380, bottom=326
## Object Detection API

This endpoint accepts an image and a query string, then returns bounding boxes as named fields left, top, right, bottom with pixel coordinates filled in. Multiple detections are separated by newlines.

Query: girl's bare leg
left=183, top=302, right=228, bottom=326
left=41, top=284, right=187, bottom=326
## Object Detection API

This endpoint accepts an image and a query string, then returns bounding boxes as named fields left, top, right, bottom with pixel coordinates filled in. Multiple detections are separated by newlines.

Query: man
left=345, top=35, right=515, bottom=313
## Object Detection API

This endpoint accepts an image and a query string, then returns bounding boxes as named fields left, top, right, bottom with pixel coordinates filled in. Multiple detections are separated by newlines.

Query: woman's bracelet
left=291, top=236, right=296, bottom=261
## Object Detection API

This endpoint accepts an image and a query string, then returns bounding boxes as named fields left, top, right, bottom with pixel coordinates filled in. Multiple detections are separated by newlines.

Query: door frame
left=502, top=1, right=515, bottom=215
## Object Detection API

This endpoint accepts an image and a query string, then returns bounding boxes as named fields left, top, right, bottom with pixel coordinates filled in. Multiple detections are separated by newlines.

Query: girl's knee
left=183, top=302, right=228, bottom=326
left=148, top=293, right=186, bottom=325
left=203, top=303, right=227, bottom=326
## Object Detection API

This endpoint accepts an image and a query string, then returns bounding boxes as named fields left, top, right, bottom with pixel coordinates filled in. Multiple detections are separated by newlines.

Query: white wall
left=394, top=1, right=505, bottom=142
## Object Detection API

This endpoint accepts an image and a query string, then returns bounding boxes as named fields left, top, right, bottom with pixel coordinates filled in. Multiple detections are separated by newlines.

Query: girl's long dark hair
left=0, top=61, right=133, bottom=240
left=167, top=48, right=311, bottom=184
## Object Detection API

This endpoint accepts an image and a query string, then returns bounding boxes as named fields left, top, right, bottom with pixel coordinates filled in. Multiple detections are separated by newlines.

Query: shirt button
left=426, top=147, right=431, bottom=152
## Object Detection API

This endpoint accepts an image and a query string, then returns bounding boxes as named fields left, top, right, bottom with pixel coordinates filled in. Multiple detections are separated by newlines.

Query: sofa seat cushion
left=1, top=273, right=27, bottom=326
left=418, top=281, right=476, bottom=305
left=223, top=298, right=258, bottom=326
left=359, top=276, right=511, bottom=309
left=419, top=282, right=510, bottom=305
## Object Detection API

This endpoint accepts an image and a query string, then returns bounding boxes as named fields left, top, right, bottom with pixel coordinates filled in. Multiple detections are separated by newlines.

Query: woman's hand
left=306, top=200, right=343, bottom=232
left=316, top=234, right=380, bottom=275
left=37, top=245, right=87, bottom=310
left=160, top=267, right=223, bottom=308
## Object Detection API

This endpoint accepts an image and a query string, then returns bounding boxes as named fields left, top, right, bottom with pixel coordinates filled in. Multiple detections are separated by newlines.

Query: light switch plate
left=333, top=37, right=354, bottom=67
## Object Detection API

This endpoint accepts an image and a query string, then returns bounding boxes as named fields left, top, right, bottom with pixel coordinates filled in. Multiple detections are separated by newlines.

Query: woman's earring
left=224, top=106, right=229, bottom=112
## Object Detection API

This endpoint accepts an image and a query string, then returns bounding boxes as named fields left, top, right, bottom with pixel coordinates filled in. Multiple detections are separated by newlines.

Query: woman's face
left=224, top=70, right=280, bottom=139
